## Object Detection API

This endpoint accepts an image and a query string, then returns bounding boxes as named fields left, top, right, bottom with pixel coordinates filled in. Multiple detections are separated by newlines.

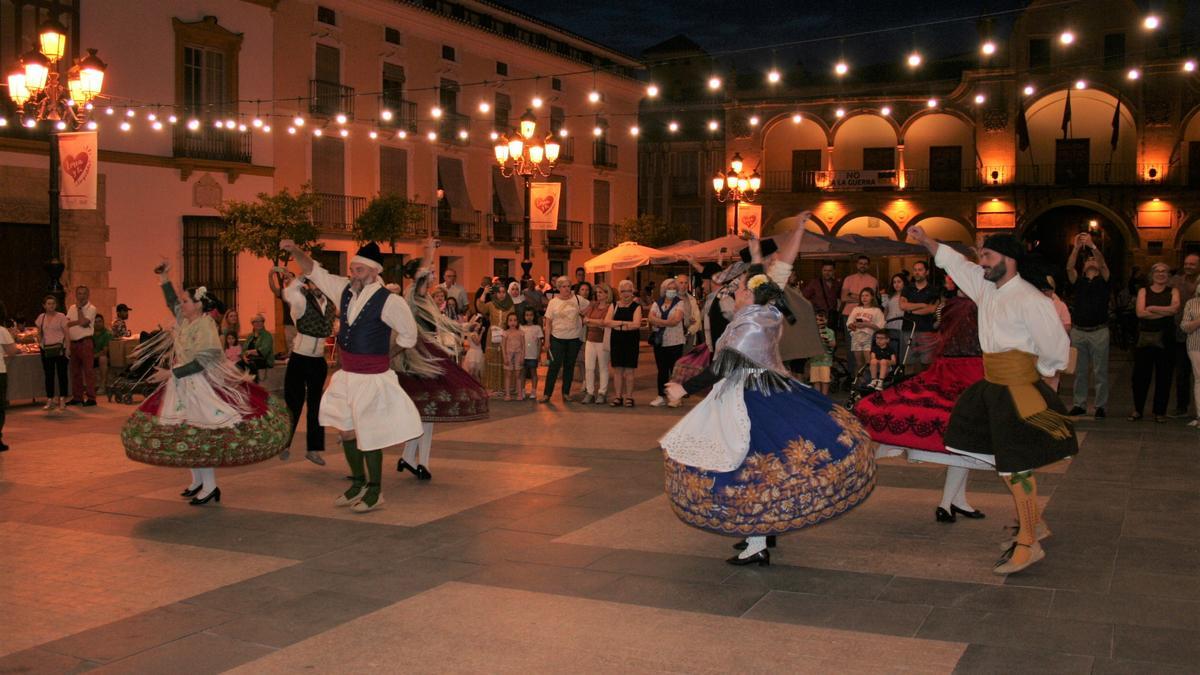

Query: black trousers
left=543, top=336, right=582, bottom=397
left=1173, top=341, right=1191, bottom=413
left=654, top=344, right=684, bottom=395
left=0, top=372, right=7, bottom=439
left=1132, top=344, right=1175, bottom=416
left=41, top=354, right=68, bottom=398
left=284, top=354, right=327, bottom=452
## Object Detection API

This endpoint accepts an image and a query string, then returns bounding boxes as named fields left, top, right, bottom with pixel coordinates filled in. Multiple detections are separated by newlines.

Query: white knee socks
left=940, top=466, right=971, bottom=511
left=739, top=536, right=767, bottom=558
left=187, top=469, right=202, bottom=490
left=403, top=422, right=435, bottom=467
left=197, top=467, right=217, bottom=495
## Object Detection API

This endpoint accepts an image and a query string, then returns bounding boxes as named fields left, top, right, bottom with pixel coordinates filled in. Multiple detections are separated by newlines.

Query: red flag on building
left=1110, top=92, right=1121, bottom=149
left=1061, top=87, right=1072, bottom=139
left=1016, top=102, right=1030, bottom=151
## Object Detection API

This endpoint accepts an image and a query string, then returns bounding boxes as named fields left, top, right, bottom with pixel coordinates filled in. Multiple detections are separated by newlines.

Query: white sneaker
left=57, top=399, right=66, bottom=411
left=650, top=396, right=667, bottom=407
left=1188, top=419, right=1200, bottom=428
left=43, top=400, right=54, bottom=411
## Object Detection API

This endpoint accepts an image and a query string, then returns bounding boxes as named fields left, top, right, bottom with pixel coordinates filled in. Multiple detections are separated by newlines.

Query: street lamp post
left=6, top=18, right=106, bottom=304
left=493, top=109, right=560, bottom=280
left=712, top=152, right=761, bottom=235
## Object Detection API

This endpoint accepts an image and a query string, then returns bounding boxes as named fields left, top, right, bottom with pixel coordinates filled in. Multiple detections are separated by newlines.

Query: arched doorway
left=1022, top=203, right=1130, bottom=288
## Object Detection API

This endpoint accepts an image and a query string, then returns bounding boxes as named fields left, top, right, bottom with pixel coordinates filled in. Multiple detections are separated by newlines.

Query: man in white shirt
left=0, top=302, right=17, bottom=451
left=66, top=285, right=98, bottom=406
left=439, top=268, right=469, bottom=311
left=281, top=270, right=336, bottom=466
left=282, top=239, right=423, bottom=513
left=909, top=226, right=1077, bottom=576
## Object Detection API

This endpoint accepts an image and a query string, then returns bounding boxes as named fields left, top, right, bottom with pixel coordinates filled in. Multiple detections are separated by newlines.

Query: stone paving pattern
left=1, top=359, right=1198, bottom=674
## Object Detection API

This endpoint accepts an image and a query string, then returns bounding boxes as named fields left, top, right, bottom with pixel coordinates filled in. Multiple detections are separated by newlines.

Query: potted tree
left=352, top=192, right=427, bottom=286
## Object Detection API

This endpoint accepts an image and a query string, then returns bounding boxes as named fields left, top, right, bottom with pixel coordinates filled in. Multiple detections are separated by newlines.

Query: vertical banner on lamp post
left=58, top=131, right=98, bottom=210
left=529, top=182, right=561, bottom=230
left=738, top=203, right=763, bottom=237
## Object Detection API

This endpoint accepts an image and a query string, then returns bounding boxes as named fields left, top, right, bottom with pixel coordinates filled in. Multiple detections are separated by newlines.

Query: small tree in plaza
left=615, top=213, right=690, bottom=249
left=352, top=192, right=427, bottom=282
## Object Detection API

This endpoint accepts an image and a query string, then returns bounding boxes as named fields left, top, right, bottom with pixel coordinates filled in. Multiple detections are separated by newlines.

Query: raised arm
left=774, top=212, right=808, bottom=267
left=153, top=262, right=181, bottom=314
left=1091, top=243, right=1110, bottom=281
left=1066, top=239, right=1082, bottom=284
left=281, top=239, right=347, bottom=302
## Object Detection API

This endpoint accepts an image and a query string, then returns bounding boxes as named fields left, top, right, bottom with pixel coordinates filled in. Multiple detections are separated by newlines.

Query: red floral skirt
left=853, top=357, right=984, bottom=454
left=396, top=337, right=489, bottom=423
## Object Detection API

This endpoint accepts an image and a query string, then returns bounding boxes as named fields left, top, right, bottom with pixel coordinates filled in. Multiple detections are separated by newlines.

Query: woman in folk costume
left=121, top=263, right=291, bottom=505
left=477, top=283, right=516, bottom=394
left=661, top=219, right=877, bottom=566
left=854, top=274, right=990, bottom=523
left=908, top=227, right=1077, bottom=575
left=282, top=239, right=424, bottom=513
left=392, top=238, right=489, bottom=481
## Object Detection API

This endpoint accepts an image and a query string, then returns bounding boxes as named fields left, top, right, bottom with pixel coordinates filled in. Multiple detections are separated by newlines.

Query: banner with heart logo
left=58, top=131, right=98, bottom=210
left=528, top=181, right=561, bottom=230
left=737, top=203, right=762, bottom=237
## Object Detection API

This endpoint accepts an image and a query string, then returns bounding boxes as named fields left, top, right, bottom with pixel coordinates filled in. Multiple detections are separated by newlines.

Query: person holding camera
left=1065, top=233, right=1111, bottom=419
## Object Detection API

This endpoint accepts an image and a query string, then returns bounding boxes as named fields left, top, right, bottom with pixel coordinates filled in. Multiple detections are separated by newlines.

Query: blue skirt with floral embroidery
left=664, top=383, right=877, bottom=536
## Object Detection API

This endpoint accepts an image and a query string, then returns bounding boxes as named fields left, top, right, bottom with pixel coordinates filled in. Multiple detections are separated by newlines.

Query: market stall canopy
left=659, top=240, right=700, bottom=253
left=583, top=241, right=678, bottom=273
left=665, top=233, right=838, bottom=262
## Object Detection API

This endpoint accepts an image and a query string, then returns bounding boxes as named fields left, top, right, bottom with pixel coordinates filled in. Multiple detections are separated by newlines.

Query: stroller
left=106, top=330, right=161, bottom=404
left=844, top=324, right=917, bottom=408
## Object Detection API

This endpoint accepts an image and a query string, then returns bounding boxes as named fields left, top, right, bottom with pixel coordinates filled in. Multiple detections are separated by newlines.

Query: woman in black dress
left=607, top=279, right=643, bottom=407
left=1130, top=262, right=1179, bottom=422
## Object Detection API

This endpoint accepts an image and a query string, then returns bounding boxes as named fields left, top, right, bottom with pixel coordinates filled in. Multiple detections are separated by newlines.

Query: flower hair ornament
left=746, top=274, right=770, bottom=291
left=194, top=286, right=209, bottom=300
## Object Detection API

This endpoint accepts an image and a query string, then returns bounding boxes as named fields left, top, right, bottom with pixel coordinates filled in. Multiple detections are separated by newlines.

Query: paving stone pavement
left=1, top=357, right=1198, bottom=674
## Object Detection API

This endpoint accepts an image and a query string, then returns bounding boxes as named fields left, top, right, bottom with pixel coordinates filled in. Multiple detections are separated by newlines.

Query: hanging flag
left=1110, top=92, right=1121, bottom=150
left=737, top=203, right=763, bottom=237
left=57, top=131, right=98, bottom=210
left=1016, top=102, right=1030, bottom=152
left=528, top=181, right=561, bottom=230
left=1060, top=87, right=1072, bottom=139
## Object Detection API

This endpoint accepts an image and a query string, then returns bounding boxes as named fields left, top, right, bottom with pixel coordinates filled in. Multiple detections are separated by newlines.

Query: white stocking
left=197, top=467, right=217, bottom=496
left=187, top=469, right=202, bottom=490
left=940, top=466, right=969, bottom=511
left=951, top=466, right=975, bottom=512
left=418, top=422, right=434, bottom=466
left=402, top=438, right=418, bottom=466
left=738, top=536, right=767, bottom=558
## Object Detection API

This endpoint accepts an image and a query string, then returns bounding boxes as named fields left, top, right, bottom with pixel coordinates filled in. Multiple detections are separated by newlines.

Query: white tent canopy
left=583, top=241, right=678, bottom=273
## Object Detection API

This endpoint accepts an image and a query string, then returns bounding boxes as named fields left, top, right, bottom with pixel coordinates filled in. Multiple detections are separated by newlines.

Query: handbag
left=38, top=316, right=66, bottom=358
left=490, top=325, right=504, bottom=344
left=1136, top=329, right=1163, bottom=349
left=647, top=297, right=678, bottom=347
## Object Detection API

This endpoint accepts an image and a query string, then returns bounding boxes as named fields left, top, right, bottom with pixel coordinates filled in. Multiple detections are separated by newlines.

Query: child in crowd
left=808, top=310, right=835, bottom=395
left=92, top=314, right=113, bottom=395
left=223, top=331, right=242, bottom=363
left=519, top=307, right=544, bottom=400
left=868, top=329, right=896, bottom=390
left=847, top=287, right=885, bottom=384
left=501, top=312, right=524, bottom=400
left=462, top=324, right=485, bottom=382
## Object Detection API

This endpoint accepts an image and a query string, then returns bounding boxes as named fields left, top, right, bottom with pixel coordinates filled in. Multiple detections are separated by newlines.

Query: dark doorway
left=0, top=222, right=51, bottom=325
left=791, top=149, right=820, bottom=191
left=1024, top=205, right=1127, bottom=292
left=929, top=146, right=963, bottom=191
left=1189, top=141, right=1200, bottom=187
left=1055, top=139, right=1090, bottom=186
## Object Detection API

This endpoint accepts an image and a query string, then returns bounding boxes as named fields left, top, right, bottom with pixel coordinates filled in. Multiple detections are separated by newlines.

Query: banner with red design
left=58, top=131, right=98, bottom=210
left=737, top=203, right=762, bottom=237
left=529, top=181, right=561, bottom=230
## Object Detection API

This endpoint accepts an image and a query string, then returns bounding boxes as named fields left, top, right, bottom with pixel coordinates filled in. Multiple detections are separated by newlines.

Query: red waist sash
left=340, top=351, right=390, bottom=374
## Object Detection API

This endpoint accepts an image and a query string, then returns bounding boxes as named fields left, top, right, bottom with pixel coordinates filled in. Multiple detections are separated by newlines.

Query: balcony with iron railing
left=592, top=141, right=618, bottom=169
left=590, top=223, right=615, bottom=252
left=555, top=136, right=575, bottom=163
left=433, top=204, right=483, bottom=241
left=312, top=193, right=368, bottom=233
left=761, top=163, right=1184, bottom=193
left=544, top=220, right=584, bottom=248
left=488, top=216, right=525, bottom=245
left=172, top=124, right=253, bottom=163
left=309, top=79, right=355, bottom=119
left=380, top=97, right=417, bottom=132
left=437, top=112, right=472, bottom=145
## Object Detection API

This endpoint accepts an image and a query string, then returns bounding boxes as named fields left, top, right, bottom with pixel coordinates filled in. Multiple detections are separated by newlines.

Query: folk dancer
left=908, top=226, right=1078, bottom=574
left=281, top=239, right=423, bottom=513
left=279, top=267, right=336, bottom=465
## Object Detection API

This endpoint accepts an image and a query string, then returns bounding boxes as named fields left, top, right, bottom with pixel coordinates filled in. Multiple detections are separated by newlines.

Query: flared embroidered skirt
left=122, top=379, right=291, bottom=467
left=854, top=356, right=984, bottom=455
left=664, top=384, right=877, bottom=536
left=944, top=379, right=1078, bottom=473
left=396, top=336, right=490, bottom=423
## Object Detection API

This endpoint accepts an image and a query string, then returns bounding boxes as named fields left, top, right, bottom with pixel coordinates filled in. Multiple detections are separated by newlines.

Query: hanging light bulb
left=646, top=83, right=659, bottom=98
left=397, top=130, right=407, bottom=139
left=531, top=96, right=543, bottom=109
left=126, top=109, right=136, bottom=118
left=707, top=119, right=719, bottom=131
left=168, top=114, right=178, bottom=124
left=749, top=115, right=760, bottom=126
left=381, top=109, right=394, bottom=121
left=1059, top=30, right=1075, bottom=45
left=558, top=128, right=569, bottom=138
left=981, top=40, right=997, bottom=56
left=457, top=129, right=468, bottom=140
left=313, top=128, right=323, bottom=137
left=835, top=108, right=845, bottom=118
left=592, top=126, right=603, bottom=137
left=147, top=113, right=158, bottom=122
left=1127, top=68, right=1140, bottom=80
left=427, top=130, right=437, bottom=141
left=907, top=52, right=922, bottom=68
left=119, top=121, right=131, bottom=132
left=1023, top=84, right=1035, bottom=96
left=431, top=106, right=443, bottom=119
left=287, top=126, right=297, bottom=135
left=238, top=123, right=248, bottom=132
left=152, top=121, right=163, bottom=130
left=339, top=128, right=349, bottom=137
left=834, top=61, right=849, bottom=76
left=368, top=130, right=378, bottom=140
left=588, top=90, right=601, bottom=103
left=767, top=69, right=781, bottom=83
left=105, top=106, right=114, bottom=115
left=880, top=106, right=892, bottom=116
left=629, top=126, right=639, bottom=136
left=707, top=76, right=721, bottom=90
left=262, top=125, right=271, bottom=133
left=926, top=98, right=938, bottom=108
left=335, top=113, right=347, bottom=124
left=293, top=115, right=305, bottom=127
left=974, top=93, right=986, bottom=104
left=791, top=113, right=803, bottom=124
left=1185, top=60, right=1197, bottom=73
left=187, top=118, right=200, bottom=130
left=252, top=117, right=263, bottom=128
left=55, top=120, right=67, bottom=130
left=24, top=118, right=37, bottom=128
left=0, top=118, right=7, bottom=127
left=1074, top=79, right=1087, bottom=89
left=1143, top=15, right=1160, bottom=30
left=668, top=121, right=679, bottom=132
left=478, top=101, right=490, bottom=113
left=86, top=120, right=97, bottom=130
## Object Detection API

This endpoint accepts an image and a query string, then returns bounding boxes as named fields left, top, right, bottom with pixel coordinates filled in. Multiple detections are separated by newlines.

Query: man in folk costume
left=908, top=226, right=1078, bottom=574
left=278, top=267, right=336, bottom=465
left=280, top=239, right=423, bottom=513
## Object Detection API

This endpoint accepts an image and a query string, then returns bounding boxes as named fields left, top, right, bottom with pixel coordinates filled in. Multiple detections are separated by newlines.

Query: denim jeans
left=1069, top=326, right=1110, bottom=409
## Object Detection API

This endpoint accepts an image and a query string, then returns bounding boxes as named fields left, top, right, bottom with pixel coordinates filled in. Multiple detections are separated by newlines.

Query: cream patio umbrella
left=583, top=241, right=679, bottom=273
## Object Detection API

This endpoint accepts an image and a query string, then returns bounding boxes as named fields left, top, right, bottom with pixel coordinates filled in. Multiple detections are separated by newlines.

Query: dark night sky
left=510, top=0, right=1032, bottom=68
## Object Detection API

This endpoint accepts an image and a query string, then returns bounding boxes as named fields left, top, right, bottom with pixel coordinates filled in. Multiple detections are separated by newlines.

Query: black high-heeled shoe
left=726, top=549, right=770, bottom=566
left=732, top=535, right=777, bottom=551
left=951, top=504, right=986, bottom=519
left=415, top=464, right=432, bottom=480
left=397, top=458, right=417, bottom=475
left=936, top=507, right=956, bottom=523
left=180, top=485, right=203, bottom=498
left=189, top=487, right=221, bottom=506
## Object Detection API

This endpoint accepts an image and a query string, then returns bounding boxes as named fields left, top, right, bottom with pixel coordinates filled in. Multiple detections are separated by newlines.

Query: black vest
left=295, top=290, right=335, bottom=338
left=337, top=286, right=391, bottom=355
